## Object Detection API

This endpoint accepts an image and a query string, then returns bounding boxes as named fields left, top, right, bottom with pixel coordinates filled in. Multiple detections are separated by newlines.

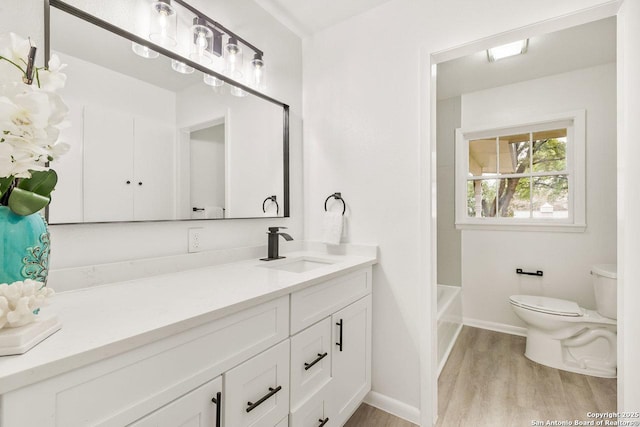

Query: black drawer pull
left=336, top=319, right=343, bottom=352
left=304, top=352, right=328, bottom=371
left=246, top=385, right=282, bottom=413
left=211, top=391, right=221, bottom=427
left=319, top=417, right=329, bottom=426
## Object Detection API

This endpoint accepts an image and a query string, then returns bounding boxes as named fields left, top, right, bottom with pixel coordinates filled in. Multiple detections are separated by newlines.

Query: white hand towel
left=322, top=211, right=343, bottom=245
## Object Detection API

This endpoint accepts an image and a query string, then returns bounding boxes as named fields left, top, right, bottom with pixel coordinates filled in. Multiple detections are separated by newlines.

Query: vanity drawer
left=290, top=317, right=332, bottom=410
left=1, top=296, right=289, bottom=427
left=224, top=339, right=290, bottom=427
left=289, top=382, right=334, bottom=427
left=290, top=267, right=371, bottom=334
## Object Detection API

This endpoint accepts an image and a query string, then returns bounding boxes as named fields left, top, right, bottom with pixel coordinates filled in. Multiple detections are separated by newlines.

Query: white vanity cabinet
left=289, top=268, right=372, bottom=427
left=0, top=263, right=373, bottom=427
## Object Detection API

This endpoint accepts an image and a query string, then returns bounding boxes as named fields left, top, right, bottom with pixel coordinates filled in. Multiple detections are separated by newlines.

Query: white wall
left=302, top=0, right=619, bottom=422
left=1, top=0, right=303, bottom=269
left=189, top=125, right=225, bottom=213
left=460, top=63, right=617, bottom=330
left=617, top=0, right=640, bottom=413
left=436, top=97, right=461, bottom=287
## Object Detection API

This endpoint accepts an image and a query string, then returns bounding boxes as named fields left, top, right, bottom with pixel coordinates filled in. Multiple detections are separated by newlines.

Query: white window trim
left=455, top=110, right=586, bottom=232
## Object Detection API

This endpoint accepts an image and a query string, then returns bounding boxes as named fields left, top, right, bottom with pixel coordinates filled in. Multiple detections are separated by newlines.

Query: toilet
left=509, top=264, right=617, bottom=378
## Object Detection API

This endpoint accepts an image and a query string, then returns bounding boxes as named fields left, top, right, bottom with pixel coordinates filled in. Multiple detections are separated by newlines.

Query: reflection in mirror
left=47, top=1, right=288, bottom=224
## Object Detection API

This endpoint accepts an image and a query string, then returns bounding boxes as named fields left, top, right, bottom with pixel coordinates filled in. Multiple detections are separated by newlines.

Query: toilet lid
left=509, top=295, right=583, bottom=317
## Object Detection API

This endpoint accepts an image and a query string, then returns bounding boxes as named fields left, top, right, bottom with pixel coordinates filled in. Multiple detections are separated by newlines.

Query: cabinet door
left=134, top=117, right=175, bottom=221
left=331, top=295, right=372, bottom=426
left=129, top=376, right=222, bottom=427
left=224, top=339, right=290, bottom=427
left=83, top=105, right=134, bottom=222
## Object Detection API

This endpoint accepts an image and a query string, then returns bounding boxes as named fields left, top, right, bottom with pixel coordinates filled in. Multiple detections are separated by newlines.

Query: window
left=455, top=111, right=585, bottom=231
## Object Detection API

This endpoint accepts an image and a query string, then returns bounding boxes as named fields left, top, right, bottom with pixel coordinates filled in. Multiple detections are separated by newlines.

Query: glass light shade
left=224, top=37, right=243, bottom=74
left=203, top=73, right=224, bottom=87
left=230, top=85, right=248, bottom=97
left=149, top=0, right=177, bottom=47
left=171, top=59, right=194, bottom=74
left=189, top=18, right=213, bottom=65
left=250, top=54, right=265, bottom=90
left=131, top=42, right=159, bottom=59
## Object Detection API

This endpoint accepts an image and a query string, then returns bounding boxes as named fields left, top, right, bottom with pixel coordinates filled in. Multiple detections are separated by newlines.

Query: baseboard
left=364, top=391, right=421, bottom=425
left=463, top=317, right=527, bottom=337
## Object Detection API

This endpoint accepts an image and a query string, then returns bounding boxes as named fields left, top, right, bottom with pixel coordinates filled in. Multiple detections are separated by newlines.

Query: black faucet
left=260, top=226, right=293, bottom=261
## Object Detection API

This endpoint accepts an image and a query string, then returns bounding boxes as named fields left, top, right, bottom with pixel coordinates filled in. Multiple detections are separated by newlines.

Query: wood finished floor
left=345, top=326, right=616, bottom=427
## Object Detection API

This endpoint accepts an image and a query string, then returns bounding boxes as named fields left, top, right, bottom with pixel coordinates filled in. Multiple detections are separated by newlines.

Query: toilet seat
left=509, top=295, right=583, bottom=317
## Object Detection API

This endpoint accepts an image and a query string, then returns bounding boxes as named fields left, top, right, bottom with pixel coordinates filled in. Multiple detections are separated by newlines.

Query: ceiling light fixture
left=487, top=39, right=528, bottom=62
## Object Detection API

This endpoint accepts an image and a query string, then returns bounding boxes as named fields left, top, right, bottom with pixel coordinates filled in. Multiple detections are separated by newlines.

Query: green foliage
left=6, top=170, right=58, bottom=216
left=0, top=176, right=12, bottom=199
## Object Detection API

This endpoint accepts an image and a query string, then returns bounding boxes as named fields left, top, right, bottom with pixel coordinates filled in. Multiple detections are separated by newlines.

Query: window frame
left=454, top=110, right=586, bottom=232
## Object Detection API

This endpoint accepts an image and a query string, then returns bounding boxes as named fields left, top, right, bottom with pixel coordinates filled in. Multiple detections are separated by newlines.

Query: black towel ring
left=324, top=192, right=346, bottom=215
left=262, top=195, right=279, bottom=215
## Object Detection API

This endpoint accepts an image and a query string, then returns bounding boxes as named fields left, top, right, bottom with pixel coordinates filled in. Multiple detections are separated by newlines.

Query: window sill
left=455, top=222, right=586, bottom=233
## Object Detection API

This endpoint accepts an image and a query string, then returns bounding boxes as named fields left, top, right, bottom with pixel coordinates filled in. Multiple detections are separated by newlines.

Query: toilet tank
left=592, top=264, right=617, bottom=319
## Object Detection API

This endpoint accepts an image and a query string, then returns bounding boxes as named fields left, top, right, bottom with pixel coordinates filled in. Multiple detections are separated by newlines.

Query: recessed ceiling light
left=487, top=39, right=528, bottom=62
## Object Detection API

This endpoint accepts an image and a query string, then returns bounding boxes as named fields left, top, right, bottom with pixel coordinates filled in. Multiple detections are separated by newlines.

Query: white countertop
left=0, top=247, right=376, bottom=394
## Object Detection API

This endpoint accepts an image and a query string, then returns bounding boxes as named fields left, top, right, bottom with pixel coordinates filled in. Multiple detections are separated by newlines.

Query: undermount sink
left=261, top=257, right=336, bottom=273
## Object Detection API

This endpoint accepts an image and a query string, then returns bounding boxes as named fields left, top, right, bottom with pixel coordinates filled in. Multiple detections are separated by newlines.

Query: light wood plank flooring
left=437, top=326, right=616, bottom=426
left=345, top=326, right=616, bottom=427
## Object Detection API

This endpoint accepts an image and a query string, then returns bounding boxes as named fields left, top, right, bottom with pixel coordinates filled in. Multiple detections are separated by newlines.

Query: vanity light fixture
left=136, top=0, right=267, bottom=93
left=149, top=0, right=177, bottom=47
left=487, top=39, right=528, bottom=62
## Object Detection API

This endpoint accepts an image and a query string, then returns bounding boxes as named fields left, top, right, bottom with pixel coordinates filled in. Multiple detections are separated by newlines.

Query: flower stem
left=0, top=55, right=27, bottom=76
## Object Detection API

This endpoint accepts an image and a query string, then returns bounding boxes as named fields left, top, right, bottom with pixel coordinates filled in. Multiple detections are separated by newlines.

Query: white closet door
left=133, top=117, right=176, bottom=221
left=83, top=105, right=134, bottom=222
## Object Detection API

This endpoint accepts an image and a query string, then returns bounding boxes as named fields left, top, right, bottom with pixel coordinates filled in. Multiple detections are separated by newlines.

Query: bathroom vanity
left=0, top=247, right=375, bottom=426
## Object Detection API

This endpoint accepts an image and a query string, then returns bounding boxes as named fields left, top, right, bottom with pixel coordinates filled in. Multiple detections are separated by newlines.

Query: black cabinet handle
left=246, top=385, right=282, bottom=413
left=336, top=319, right=343, bottom=352
left=126, top=180, right=131, bottom=184
left=211, top=391, right=222, bottom=427
left=319, top=417, right=329, bottom=426
left=138, top=181, right=143, bottom=186
left=304, top=352, right=328, bottom=371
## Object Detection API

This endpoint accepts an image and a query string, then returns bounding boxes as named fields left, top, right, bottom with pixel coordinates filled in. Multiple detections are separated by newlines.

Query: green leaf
left=0, top=176, right=13, bottom=199
left=7, top=187, right=50, bottom=216
left=17, top=170, right=58, bottom=196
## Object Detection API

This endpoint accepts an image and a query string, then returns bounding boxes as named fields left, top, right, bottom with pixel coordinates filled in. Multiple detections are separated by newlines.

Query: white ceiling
left=253, top=0, right=392, bottom=37
left=437, top=17, right=616, bottom=100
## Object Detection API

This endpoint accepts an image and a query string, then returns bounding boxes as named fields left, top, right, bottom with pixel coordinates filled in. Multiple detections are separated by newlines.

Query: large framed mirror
left=45, top=0, right=289, bottom=224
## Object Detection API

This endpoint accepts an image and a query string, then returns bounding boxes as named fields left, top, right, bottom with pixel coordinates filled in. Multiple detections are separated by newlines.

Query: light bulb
left=250, top=53, right=265, bottom=90
left=149, top=0, right=177, bottom=47
left=190, top=17, right=213, bottom=65
left=224, top=37, right=242, bottom=74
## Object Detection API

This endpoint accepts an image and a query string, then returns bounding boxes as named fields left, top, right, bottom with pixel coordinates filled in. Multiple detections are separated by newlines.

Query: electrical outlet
left=188, top=228, right=203, bottom=253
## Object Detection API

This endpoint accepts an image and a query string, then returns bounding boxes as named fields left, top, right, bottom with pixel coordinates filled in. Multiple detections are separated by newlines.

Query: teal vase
left=0, top=206, right=50, bottom=285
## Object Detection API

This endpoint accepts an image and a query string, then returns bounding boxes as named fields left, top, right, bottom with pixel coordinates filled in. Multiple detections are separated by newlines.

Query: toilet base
left=524, top=328, right=617, bottom=378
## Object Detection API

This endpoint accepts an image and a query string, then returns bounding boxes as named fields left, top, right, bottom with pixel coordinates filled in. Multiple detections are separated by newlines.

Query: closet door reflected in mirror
left=46, top=0, right=289, bottom=224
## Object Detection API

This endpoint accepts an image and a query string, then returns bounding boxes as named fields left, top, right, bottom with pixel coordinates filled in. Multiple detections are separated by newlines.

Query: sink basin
left=261, top=257, right=336, bottom=273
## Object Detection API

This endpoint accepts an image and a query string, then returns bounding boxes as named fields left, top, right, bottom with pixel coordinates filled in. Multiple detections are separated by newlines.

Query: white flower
left=0, top=33, right=32, bottom=86
left=38, top=54, right=67, bottom=92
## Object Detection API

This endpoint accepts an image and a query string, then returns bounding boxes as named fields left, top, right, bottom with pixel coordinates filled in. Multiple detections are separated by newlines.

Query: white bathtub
left=437, top=284, right=463, bottom=376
